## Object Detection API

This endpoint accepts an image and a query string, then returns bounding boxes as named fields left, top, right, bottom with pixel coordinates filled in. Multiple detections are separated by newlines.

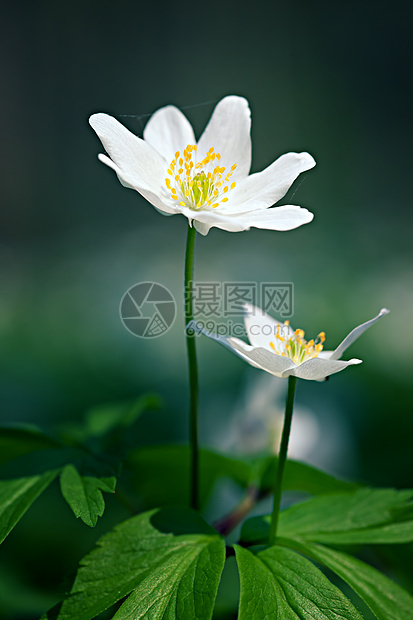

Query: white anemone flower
left=89, top=96, right=315, bottom=235
left=193, top=304, right=389, bottom=381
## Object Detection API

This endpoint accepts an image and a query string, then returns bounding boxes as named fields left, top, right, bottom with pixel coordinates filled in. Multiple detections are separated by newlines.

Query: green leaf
left=254, top=455, right=359, bottom=496
left=279, top=538, right=413, bottom=620
left=0, top=470, right=58, bottom=544
left=241, top=488, right=413, bottom=545
left=0, top=426, right=60, bottom=466
left=42, top=507, right=225, bottom=620
left=0, top=445, right=120, bottom=537
left=234, top=544, right=362, bottom=619
left=60, top=464, right=116, bottom=527
left=126, top=446, right=251, bottom=509
left=80, top=394, right=161, bottom=439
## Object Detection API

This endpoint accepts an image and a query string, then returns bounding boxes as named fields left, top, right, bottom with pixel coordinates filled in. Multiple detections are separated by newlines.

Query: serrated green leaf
left=0, top=445, right=120, bottom=536
left=0, top=471, right=58, bottom=543
left=235, top=544, right=362, bottom=619
left=42, top=507, right=225, bottom=620
left=254, top=455, right=359, bottom=495
left=60, top=464, right=116, bottom=527
left=241, top=488, right=413, bottom=545
left=279, top=538, right=413, bottom=620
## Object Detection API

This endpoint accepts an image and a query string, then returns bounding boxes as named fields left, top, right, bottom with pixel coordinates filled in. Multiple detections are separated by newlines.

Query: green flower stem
left=268, top=375, right=297, bottom=545
left=184, top=223, right=199, bottom=511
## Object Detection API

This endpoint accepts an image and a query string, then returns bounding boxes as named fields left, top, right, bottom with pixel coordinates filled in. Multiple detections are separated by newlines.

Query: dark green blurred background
left=1, top=1, right=412, bottom=617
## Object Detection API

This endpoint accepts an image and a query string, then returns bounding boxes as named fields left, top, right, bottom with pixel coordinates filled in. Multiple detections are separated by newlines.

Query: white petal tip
left=89, top=112, right=109, bottom=129
left=300, top=152, right=316, bottom=169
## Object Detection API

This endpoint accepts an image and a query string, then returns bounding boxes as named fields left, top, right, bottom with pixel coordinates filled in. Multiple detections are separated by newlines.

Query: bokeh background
left=1, top=1, right=412, bottom=618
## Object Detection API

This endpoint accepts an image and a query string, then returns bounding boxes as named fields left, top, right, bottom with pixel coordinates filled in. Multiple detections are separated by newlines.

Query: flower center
left=165, top=145, right=237, bottom=210
left=269, top=321, right=326, bottom=365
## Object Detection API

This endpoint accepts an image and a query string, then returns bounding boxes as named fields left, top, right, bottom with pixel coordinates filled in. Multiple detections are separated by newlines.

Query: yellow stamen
left=165, top=145, right=237, bottom=211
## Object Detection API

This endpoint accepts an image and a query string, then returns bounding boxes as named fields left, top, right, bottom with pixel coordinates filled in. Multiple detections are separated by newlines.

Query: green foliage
left=278, top=539, right=413, bottom=620
left=60, top=464, right=116, bottom=528
left=252, top=454, right=359, bottom=496
left=0, top=426, right=60, bottom=465
left=0, top=471, right=58, bottom=544
left=42, top=507, right=225, bottom=620
left=0, top=396, right=159, bottom=540
left=235, top=544, right=362, bottom=619
left=126, top=446, right=250, bottom=510
left=2, top=410, right=413, bottom=619
left=240, top=488, right=413, bottom=545
left=126, top=446, right=358, bottom=511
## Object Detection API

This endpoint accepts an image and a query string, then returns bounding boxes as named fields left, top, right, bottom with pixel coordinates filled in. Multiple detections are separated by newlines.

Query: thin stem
left=184, top=223, right=199, bottom=511
left=268, top=375, right=297, bottom=545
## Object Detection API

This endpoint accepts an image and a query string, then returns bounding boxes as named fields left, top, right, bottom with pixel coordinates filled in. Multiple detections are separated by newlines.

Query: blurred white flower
left=193, top=304, right=389, bottom=381
left=89, top=96, right=315, bottom=235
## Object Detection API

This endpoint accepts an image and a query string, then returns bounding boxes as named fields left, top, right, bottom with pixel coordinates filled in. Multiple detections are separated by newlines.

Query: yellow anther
left=284, top=320, right=290, bottom=325
left=180, top=201, right=185, bottom=206
left=270, top=341, right=276, bottom=351
left=165, top=145, right=237, bottom=210
left=230, top=182, right=236, bottom=190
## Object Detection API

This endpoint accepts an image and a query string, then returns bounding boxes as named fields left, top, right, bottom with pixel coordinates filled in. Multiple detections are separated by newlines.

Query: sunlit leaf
left=279, top=538, right=413, bottom=620
left=41, top=507, right=225, bottom=620
left=235, top=544, right=362, bottom=619
left=241, top=488, right=413, bottom=545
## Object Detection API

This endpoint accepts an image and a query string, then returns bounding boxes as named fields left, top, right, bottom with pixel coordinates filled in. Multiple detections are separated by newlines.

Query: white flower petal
left=97, top=154, right=178, bottom=215
left=330, top=308, right=390, bottom=361
left=227, top=339, right=297, bottom=378
left=179, top=206, right=248, bottom=235
left=225, top=152, right=316, bottom=214
left=90, top=113, right=165, bottom=195
left=284, top=357, right=362, bottom=381
left=235, top=205, right=314, bottom=231
left=197, top=96, right=251, bottom=182
left=143, top=105, right=196, bottom=162
left=187, top=322, right=264, bottom=370
left=242, top=303, right=293, bottom=349
left=186, top=204, right=313, bottom=235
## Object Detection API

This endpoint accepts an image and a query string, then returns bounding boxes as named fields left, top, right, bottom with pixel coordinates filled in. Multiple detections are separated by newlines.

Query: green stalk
left=268, top=375, right=297, bottom=545
left=184, top=223, right=199, bottom=511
